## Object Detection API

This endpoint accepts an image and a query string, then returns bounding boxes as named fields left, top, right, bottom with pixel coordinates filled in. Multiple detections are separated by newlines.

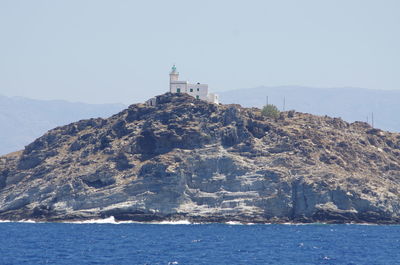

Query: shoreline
left=0, top=216, right=397, bottom=225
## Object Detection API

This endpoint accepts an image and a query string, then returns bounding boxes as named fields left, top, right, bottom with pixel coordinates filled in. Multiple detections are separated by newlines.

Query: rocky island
left=0, top=93, right=399, bottom=223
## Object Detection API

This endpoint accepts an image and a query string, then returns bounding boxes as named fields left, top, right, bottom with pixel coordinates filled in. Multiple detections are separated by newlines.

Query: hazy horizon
left=1, top=0, right=399, bottom=104
left=1, top=85, right=399, bottom=106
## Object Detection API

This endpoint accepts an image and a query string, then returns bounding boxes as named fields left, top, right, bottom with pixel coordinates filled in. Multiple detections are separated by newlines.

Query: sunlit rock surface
left=0, top=93, right=399, bottom=223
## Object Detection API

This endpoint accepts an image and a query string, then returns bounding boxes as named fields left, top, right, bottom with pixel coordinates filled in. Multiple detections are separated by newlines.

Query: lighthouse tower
left=169, top=65, right=181, bottom=92
left=170, top=65, right=179, bottom=82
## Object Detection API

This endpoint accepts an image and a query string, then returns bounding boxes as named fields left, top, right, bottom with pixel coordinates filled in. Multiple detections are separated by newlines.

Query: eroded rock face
left=0, top=93, right=399, bottom=223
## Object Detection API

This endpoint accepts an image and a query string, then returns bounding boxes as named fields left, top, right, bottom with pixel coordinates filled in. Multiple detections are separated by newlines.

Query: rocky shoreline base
left=1, top=210, right=400, bottom=225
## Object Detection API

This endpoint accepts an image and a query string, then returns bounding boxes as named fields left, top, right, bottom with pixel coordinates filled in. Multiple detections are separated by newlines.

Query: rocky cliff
left=0, top=93, right=399, bottom=223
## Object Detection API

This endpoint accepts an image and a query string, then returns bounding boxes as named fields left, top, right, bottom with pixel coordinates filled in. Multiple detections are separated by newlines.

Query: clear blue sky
left=0, top=0, right=399, bottom=104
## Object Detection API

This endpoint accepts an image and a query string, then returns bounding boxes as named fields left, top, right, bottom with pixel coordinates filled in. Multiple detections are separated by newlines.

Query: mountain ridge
left=0, top=94, right=125, bottom=155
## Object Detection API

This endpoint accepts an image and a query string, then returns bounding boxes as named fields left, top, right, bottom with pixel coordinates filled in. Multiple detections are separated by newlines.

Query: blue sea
left=0, top=221, right=399, bottom=265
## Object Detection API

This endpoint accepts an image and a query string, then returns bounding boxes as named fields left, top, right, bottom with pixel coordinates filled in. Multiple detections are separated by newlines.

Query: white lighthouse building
left=146, top=65, right=219, bottom=106
left=169, top=65, right=219, bottom=104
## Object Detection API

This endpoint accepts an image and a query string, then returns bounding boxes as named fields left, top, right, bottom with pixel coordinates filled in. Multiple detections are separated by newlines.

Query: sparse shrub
left=288, top=110, right=295, bottom=118
left=261, top=104, right=280, bottom=119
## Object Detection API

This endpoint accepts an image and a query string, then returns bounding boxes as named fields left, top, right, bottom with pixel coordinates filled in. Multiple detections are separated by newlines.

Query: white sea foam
left=0, top=217, right=384, bottom=226
left=0, top=218, right=281, bottom=225
left=0, top=219, right=40, bottom=223
left=68, top=216, right=120, bottom=224
left=225, top=221, right=259, bottom=225
left=66, top=217, right=194, bottom=225
left=0, top=217, right=195, bottom=225
left=19, top=219, right=37, bottom=223
left=150, top=220, right=192, bottom=225
left=348, top=222, right=379, bottom=226
left=226, top=221, right=243, bottom=225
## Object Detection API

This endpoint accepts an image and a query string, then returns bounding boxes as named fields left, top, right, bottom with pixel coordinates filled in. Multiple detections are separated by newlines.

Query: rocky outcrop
left=0, top=93, right=399, bottom=223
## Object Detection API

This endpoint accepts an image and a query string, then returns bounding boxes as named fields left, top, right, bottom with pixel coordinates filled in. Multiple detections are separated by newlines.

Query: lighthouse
left=146, top=65, right=219, bottom=106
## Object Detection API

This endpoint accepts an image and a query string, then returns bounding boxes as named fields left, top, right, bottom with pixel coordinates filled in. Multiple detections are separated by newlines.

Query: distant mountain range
left=218, top=86, right=400, bottom=133
left=0, top=95, right=125, bottom=155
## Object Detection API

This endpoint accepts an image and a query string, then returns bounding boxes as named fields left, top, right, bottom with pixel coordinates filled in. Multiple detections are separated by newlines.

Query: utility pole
left=372, top=112, right=374, bottom=128
left=366, top=116, right=369, bottom=125
left=283, top=96, right=286, bottom=111
left=266, top=96, right=269, bottom=106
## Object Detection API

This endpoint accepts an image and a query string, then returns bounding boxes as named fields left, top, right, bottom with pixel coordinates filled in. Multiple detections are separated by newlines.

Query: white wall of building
left=170, top=81, right=188, bottom=93
left=170, top=72, right=179, bottom=82
left=146, top=66, right=219, bottom=106
left=187, top=83, right=208, bottom=100
left=207, top=93, right=219, bottom=104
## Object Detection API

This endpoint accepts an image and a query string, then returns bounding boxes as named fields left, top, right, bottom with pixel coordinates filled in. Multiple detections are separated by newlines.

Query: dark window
left=197, top=88, right=200, bottom=91
left=190, top=88, right=193, bottom=92
left=196, top=95, right=199, bottom=99
left=177, top=88, right=181, bottom=93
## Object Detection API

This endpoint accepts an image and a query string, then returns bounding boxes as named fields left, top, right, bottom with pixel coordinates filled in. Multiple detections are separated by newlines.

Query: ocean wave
left=151, top=220, right=192, bottom=225
left=0, top=217, right=383, bottom=226
left=0, top=219, right=39, bottom=223
left=225, top=221, right=245, bottom=225
left=67, top=216, right=148, bottom=224
left=66, top=217, right=194, bottom=225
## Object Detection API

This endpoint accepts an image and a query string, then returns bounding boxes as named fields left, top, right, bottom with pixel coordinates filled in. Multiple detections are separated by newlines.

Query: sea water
left=0, top=221, right=399, bottom=265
